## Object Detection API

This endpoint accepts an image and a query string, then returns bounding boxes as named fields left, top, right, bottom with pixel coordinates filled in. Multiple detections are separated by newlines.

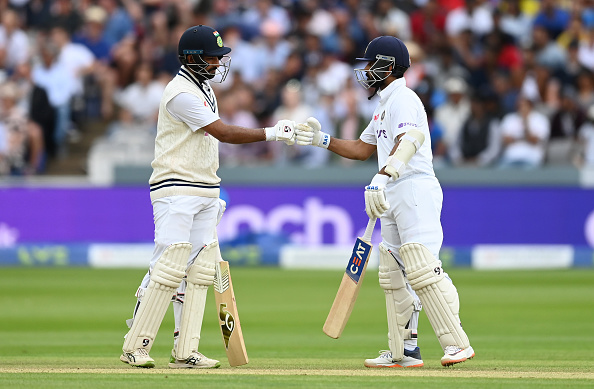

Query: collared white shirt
left=360, top=77, right=434, bottom=179
left=166, top=67, right=220, bottom=132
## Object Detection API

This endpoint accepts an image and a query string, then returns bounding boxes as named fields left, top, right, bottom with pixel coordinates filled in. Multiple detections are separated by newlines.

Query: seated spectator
left=434, top=77, right=471, bottom=164
left=532, top=0, right=571, bottom=40
left=498, top=96, right=550, bottom=168
left=0, top=82, right=44, bottom=175
left=450, top=90, right=501, bottom=167
left=114, top=63, right=165, bottom=131
left=576, top=105, right=594, bottom=167
left=0, top=9, right=30, bottom=75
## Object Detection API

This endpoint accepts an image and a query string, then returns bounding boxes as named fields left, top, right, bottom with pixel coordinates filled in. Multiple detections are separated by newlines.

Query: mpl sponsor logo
left=345, top=238, right=371, bottom=283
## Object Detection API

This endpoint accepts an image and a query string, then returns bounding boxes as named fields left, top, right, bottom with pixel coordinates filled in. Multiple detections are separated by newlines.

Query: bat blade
left=214, top=260, right=248, bottom=366
left=323, top=232, right=374, bottom=339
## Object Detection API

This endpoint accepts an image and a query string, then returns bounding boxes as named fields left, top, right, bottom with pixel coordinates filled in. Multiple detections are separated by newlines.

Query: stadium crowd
left=1, top=0, right=594, bottom=176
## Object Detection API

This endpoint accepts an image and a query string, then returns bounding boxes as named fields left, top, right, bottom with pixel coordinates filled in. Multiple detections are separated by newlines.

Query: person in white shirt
left=120, top=25, right=304, bottom=369
left=499, top=96, right=550, bottom=168
left=296, top=36, right=474, bottom=369
left=0, top=9, right=30, bottom=74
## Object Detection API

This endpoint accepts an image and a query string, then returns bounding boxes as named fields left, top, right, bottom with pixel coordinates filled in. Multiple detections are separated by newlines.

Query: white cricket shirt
left=360, top=77, right=434, bottom=180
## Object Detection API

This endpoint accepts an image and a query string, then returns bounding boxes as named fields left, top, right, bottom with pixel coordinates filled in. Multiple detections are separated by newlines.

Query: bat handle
left=362, top=218, right=376, bottom=242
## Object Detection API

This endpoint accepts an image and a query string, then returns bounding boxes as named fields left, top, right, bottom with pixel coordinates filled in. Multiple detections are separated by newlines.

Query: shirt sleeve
left=167, top=92, right=220, bottom=132
left=359, top=119, right=376, bottom=145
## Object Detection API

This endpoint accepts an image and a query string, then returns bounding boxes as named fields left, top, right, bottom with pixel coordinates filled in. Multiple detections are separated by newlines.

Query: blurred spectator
left=499, top=0, right=534, bottom=47
left=0, top=8, right=30, bottom=75
left=218, top=87, right=270, bottom=166
left=575, top=70, right=594, bottom=110
left=576, top=105, right=594, bottom=167
left=547, top=87, right=584, bottom=164
left=113, top=63, right=165, bottom=130
left=445, top=0, right=494, bottom=38
left=270, top=79, right=314, bottom=165
left=532, top=0, right=571, bottom=40
left=50, top=0, right=83, bottom=35
left=450, top=90, right=501, bottom=167
left=577, top=23, right=594, bottom=71
left=532, top=24, right=567, bottom=71
left=99, top=0, right=135, bottom=49
left=0, top=82, right=44, bottom=175
left=74, top=6, right=111, bottom=63
left=373, top=0, right=412, bottom=41
left=499, top=96, right=550, bottom=168
left=49, top=24, right=96, bottom=155
left=31, top=40, right=76, bottom=158
left=410, top=0, right=447, bottom=52
left=434, top=77, right=471, bottom=162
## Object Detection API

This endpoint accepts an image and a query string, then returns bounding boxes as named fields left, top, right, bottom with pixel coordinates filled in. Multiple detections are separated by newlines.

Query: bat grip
left=362, top=218, right=376, bottom=242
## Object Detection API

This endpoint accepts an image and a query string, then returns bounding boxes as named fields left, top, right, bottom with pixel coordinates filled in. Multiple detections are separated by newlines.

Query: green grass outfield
left=1, top=266, right=593, bottom=388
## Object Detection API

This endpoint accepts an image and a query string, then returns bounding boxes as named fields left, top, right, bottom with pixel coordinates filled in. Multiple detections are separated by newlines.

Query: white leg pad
left=175, top=240, right=217, bottom=359
left=379, top=243, right=415, bottom=361
left=399, top=242, right=470, bottom=350
left=123, top=242, right=191, bottom=352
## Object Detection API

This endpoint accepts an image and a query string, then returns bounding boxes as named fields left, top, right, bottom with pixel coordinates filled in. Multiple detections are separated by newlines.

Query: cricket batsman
left=295, top=36, right=475, bottom=367
left=120, top=24, right=306, bottom=368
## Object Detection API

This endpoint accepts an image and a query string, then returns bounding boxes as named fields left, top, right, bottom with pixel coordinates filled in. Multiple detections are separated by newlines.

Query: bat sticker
left=345, top=238, right=371, bottom=283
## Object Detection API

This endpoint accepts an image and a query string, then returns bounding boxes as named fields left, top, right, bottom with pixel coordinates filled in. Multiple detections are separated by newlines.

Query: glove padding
left=364, top=174, right=390, bottom=219
left=294, top=117, right=329, bottom=148
left=266, top=120, right=296, bottom=145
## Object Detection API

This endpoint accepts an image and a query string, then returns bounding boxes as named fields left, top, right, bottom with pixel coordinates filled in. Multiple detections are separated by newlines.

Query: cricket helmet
left=178, top=25, right=232, bottom=82
left=354, top=36, right=410, bottom=89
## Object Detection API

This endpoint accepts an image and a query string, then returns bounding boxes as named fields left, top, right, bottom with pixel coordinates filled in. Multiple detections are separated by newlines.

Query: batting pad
left=175, top=241, right=217, bottom=359
left=379, top=243, right=415, bottom=360
left=399, top=243, right=470, bottom=350
left=123, top=242, right=191, bottom=353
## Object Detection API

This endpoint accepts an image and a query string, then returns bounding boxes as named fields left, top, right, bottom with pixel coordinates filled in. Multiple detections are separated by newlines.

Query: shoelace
left=444, top=345, right=462, bottom=355
left=378, top=350, right=392, bottom=359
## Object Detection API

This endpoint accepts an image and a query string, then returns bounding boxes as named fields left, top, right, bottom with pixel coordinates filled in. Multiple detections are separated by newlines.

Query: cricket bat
left=213, top=255, right=249, bottom=367
left=323, top=218, right=377, bottom=339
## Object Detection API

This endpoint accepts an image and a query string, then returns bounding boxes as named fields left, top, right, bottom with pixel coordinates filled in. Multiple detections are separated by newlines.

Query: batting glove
left=364, top=174, right=390, bottom=219
left=295, top=117, right=330, bottom=148
left=265, top=120, right=296, bottom=145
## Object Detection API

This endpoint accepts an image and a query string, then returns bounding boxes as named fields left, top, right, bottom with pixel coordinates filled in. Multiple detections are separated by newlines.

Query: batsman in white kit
left=120, top=25, right=302, bottom=368
left=295, top=36, right=475, bottom=367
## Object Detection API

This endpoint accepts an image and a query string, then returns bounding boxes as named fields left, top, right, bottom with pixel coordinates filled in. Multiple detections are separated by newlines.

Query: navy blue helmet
left=354, top=36, right=410, bottom=89
left=178, top=25, right=232, bottom=82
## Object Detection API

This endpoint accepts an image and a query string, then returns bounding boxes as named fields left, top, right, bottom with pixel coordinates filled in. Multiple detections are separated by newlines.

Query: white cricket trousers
left=380, top=174, right=444, bottom=268
left=138, top=195, right=222, bottom=291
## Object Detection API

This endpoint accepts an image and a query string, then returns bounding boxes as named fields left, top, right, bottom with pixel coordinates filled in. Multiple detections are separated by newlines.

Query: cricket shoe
left=441, top=345, right=475, bottom=366
left=120, top=348, right=155, bottom=368
left=364, top=347, right=424, bottom=368
left=169, top=350, right=221, bottom=369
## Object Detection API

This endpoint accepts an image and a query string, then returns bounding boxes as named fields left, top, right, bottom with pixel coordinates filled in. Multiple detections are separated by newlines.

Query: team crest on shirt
left=381, top=111, right=385, bottom=121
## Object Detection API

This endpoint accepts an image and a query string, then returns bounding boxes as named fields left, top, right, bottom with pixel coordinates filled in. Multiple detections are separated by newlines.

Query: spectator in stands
left=498, top=95, right=550, bottom=168
left=410, top=0, right=448, bottom=53
left=49, top=24, right=96, bottom=156
left=575, top=70, right=594, bottom=110
left=576, top=105, right=594, bottom=167
left=499, top=0, right=534, bottom=47
left=0, top=9, right=30, bottom=75
left=532, top=24, right=567, bottom=72
left=98, top=0, right=135, bottom=50
left=74, top=6, right=111, bottom=64
left=533, top=0, right=571, bottom=40
left=445, top=0, right=494, bottom=39
left=546, top=86, right=584, bottom=164
left=0, top=82, right=44, bottom=175
left=434, top=77, right=471, bottom=163
left=450, top=90, right=501, bottom=167
left=114, top=63, right=165, bottom=131
left=373, top=0, right=411, bottom=41
left=578, top=22, right=594, bottom=72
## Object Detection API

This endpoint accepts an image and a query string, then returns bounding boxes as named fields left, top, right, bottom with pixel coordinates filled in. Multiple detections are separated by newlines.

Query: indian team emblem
left=381, top=111, right=385, bottom=121
left=213, top=30, right=224, bottom=47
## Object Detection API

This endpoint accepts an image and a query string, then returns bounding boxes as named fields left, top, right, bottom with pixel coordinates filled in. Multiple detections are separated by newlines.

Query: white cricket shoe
left=120, top=348, right=155, bottom=368
left=169, top=350, right=221, bottom=369
left=441, top=345, right=475, bottom=366
left=364, top=347, right=424, bottom=368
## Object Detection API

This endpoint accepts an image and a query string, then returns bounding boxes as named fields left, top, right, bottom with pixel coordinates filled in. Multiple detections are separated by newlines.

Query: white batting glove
left=364, top=174, right=390, bottom=219
left=265, top=120, right=296, bottom=145
left=295, top=117, right=330, bottom=148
